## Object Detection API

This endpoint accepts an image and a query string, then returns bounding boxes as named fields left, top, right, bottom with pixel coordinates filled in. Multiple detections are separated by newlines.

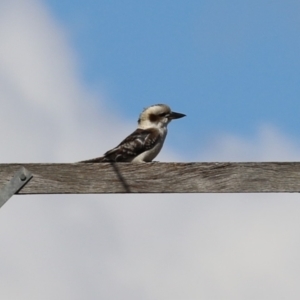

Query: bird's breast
left=132, top=127, right=167, bottom=162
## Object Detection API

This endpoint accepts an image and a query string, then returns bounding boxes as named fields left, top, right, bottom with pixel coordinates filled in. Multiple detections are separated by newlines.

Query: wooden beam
left=0, top=162, right=300, bottom=194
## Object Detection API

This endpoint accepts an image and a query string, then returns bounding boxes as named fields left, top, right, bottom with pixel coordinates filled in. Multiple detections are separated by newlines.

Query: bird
left=79, top=104, right=186, bottom=163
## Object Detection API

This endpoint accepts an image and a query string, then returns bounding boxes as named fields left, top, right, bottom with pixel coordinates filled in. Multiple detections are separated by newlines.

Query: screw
left=20, top=174, right=26, bottom=181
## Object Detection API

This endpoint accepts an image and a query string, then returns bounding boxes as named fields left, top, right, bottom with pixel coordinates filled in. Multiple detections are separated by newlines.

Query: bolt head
left=20, top=174, right=26, bottom=181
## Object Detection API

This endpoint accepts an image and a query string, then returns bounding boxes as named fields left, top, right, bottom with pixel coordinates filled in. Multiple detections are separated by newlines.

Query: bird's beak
left=169, top=111, right=186, bottom=120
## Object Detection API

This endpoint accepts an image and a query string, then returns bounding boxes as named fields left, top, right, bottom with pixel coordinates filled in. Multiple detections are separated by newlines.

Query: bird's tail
left=78, top=156, right=110, bottom=163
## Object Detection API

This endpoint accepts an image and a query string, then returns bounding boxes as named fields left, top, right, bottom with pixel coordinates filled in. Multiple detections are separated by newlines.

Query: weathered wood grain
left=0, top=163, right=300, bottom=194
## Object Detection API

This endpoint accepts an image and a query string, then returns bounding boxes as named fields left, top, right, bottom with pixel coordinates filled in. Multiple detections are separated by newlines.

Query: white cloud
left=1, top=1, right=300, bottom=300
left=0, top=0, right=136, bottom=163
left=199, top=124, right=300, bottom=161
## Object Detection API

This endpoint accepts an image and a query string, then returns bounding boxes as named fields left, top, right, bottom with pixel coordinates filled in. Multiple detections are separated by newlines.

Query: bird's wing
left=103, top=128, right=161, bottom=162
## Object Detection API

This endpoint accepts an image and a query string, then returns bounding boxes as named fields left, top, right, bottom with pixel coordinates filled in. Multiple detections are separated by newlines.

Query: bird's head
left=138, top=104, right=186, bottom=129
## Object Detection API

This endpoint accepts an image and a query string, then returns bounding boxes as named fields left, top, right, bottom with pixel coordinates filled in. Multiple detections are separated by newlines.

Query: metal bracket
left=0, top=167, right=32, bottom=209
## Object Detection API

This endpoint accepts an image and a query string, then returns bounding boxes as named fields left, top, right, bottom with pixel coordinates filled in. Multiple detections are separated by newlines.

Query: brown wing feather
left=79, top=128, right=160, bottom=163
left=104, top=128, right=160, bottom=162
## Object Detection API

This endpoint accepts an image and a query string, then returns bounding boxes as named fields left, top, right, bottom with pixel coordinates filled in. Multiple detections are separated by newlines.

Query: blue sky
left=44, top=0, right=300, bottom=157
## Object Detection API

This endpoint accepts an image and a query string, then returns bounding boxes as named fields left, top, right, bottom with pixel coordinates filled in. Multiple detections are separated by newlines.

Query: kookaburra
left=80, top=104, right=185, bottom=163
